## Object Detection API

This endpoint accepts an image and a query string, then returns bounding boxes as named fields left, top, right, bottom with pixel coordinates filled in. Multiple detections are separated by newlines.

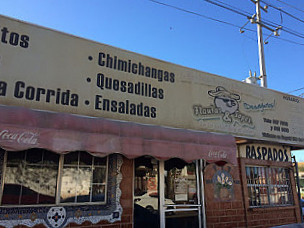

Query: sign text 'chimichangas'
left=0, top=15, right=303, bottom=146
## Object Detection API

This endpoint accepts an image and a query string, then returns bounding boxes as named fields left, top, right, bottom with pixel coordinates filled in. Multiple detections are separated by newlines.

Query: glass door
left=134, top=157, right=159, bottom=228
left=134, top=157, right=206, bottom=228
left=160, top=159, right=205, bottom=228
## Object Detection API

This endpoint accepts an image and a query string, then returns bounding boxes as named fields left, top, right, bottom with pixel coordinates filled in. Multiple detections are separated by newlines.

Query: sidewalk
left=272, top=224, right=304, bottom=228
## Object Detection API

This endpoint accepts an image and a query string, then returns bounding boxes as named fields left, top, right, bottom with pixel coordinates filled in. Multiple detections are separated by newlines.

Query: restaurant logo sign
left=193, top=86, right=254, bottom=128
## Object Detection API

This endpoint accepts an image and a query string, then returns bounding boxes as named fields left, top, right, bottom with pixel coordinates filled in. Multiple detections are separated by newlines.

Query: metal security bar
left=246, top=166, right=293, bottom=208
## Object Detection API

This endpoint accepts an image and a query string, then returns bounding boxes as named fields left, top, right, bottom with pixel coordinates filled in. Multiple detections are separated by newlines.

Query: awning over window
left=0, top=105, right=237, bottom=164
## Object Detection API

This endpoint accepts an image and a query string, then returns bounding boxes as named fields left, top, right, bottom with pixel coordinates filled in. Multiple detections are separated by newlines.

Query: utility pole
left=245, top=0, right=282, bottom=88
left=255, top=0, right=267, bottom=87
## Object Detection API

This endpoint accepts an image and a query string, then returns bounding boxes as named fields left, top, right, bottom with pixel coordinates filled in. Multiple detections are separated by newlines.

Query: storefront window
left=60, top=151, right=107, bottom=203
left=1, top=149, right=108, bottom=206
left=246, top=166, right=293, bottom=207
left=2, top=149, right=59, bottom=205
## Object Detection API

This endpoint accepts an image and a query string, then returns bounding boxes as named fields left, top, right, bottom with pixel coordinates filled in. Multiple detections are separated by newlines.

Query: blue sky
left=1, top=0, right=304, bottom=159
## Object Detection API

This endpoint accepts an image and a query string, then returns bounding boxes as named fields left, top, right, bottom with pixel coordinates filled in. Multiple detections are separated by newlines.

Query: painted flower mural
left=212, top=169, right=234, bottom=201
left=216, top=172, right=233, bottom=188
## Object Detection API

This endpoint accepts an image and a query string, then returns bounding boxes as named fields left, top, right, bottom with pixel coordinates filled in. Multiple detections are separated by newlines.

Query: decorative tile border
left=0, top=154, right=123, bottom=228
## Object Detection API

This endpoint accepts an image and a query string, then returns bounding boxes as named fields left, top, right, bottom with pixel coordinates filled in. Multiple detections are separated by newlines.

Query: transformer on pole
left=241, top=0, right=282, bottom=87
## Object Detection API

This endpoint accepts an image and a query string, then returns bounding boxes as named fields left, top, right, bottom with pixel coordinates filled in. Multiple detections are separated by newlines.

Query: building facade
left=0, top=15, right=303, bottom=228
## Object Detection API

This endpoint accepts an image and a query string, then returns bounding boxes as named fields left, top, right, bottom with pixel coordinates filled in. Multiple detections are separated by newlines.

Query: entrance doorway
left=134, top=157, right=160, bottom=228
left=134, top=157, right=206, bottom=228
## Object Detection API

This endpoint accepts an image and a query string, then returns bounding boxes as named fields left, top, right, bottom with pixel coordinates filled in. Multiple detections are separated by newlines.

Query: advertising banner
left=0, top=15, right=303, bottom=146
left=239, top=144, right=291, bottom=162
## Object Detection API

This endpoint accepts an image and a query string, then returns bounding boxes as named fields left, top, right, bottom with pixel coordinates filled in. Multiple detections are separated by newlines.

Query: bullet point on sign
left=88, top=56, right=93, bottom=61
left=86, top=78, right=91, bottom=83
left=85, top=100, right=90, bottom=105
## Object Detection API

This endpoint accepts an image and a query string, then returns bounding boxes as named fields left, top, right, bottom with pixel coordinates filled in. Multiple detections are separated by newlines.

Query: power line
left=272, top=35, right=304, bottom=46
left=204, top=0, right=251, bottom=18
left=281, top=28, right=304, bottom=39
left=261, top=19, right=304, bottom=39
left=149, top=0, right=255, bottom=31
left=148, top=0, right=304, bottom=46
left=256, top=1, right=304, bottom=34
left=205, top=0, right=252, bottom=17
left=205, top=0, right=282, bottom=29
left=272, top=0, right=304, bottom=14
left=288, top=87, right=304, bottom=93
left=259, top=0, right=304, bottom=39
left=205, top=0, right=304, bottom=41
left=206, top=0, right=304, bottom=40
left=261, top=0, right=304, bottom=24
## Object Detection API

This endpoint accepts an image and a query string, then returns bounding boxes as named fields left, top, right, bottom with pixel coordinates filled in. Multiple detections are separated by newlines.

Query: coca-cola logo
left=0, top=129, right=38, bottom=145
left=208, top=150, right=227, bottom=159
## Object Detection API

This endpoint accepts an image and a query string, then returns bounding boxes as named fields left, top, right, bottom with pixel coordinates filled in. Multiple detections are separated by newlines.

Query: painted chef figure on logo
left=208, top=86, right=241, bottom=123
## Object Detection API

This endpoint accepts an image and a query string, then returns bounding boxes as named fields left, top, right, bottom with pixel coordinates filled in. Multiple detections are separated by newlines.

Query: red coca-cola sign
left=0, top=129, right=38, bottom=145
left=208, top=150, right=228, bottom=159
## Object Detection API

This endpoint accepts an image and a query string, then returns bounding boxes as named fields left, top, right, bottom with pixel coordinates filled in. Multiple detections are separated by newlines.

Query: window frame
left=240, top=157, right=296, bottom=210
left=246, top=165, right=293, bottom=208
left=0, top=149, right=108, bottom=207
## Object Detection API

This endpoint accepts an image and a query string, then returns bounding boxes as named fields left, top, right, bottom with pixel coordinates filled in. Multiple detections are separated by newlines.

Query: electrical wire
left=204, top=0, right=251, bottom=18
left=288, top=87, right=304, bottom=94
left=205, top=0, right=281, bottom=29
left=272, top=36, right=304, bottom=46
left=207, top=0, right=304, bottom=39
left=260, top=0, right=304, bottom=39
left=272, top=0, right=304, bottom=14
left=261, top=0, right=304, bottom=24
left=204, top=0, right=252, bottom=16
left=149, top=0, right=304, bottom=88
left=148, top=0, right=304, bottom=46
left=281, top=28, right=304, bottom=39
left=261, top=19, right=304, bottom=39
left=206, top=0, right=304, bottom=40
left=149, top=0, right=255, bottom=31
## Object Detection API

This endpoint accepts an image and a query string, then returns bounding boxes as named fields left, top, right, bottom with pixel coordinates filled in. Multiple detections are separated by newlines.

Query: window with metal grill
left=246, top=166, right=293, bottom=207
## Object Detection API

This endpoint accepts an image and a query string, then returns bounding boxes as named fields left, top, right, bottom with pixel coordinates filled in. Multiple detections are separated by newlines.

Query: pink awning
left=0, top=105, right=237, bottom=164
